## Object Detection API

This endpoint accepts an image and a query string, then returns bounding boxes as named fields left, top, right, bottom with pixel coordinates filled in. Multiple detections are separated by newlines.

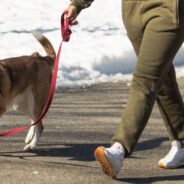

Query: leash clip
left=61, top=10, right=72, bottom=42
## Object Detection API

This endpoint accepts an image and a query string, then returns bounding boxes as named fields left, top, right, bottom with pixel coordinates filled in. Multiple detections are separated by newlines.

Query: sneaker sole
left=94, top=146, right=115, bottom=178
left=158, top=161, right=184, bottom=169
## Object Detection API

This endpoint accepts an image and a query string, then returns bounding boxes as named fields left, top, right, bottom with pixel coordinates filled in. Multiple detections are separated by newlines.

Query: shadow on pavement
left=135, top=137, right=169, bottom=152
left=33, top=143, right=109, bottom=161
left=117, top=175, right=184, bottom=184
left=0, top=143, right=109, bottom=161
left=0, top=136, right=168, bottom=161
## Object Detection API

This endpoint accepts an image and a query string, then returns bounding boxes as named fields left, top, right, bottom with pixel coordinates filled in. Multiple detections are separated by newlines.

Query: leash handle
left=0, top=11, right=72, bottom=137
left=61, top=10, right=72, bottom=42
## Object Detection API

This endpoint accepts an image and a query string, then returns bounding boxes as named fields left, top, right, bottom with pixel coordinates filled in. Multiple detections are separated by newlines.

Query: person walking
left=65, top=0, right=184, bottom=178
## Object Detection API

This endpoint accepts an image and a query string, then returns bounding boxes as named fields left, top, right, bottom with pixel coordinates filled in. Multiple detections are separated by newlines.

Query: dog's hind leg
left=24, top=75, right=50, bottom=151
left=24, top=120, right=43, bottom=151
left=23, top=87, right=44, bottom=150
left=22, top=87, right=35, bottom=145
left=24, top=87, right=45, bottom=150
left=25, top=120, right=35, bottom=144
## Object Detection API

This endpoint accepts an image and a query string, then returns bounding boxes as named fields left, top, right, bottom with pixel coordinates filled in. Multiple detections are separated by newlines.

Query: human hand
left=64, top=5, right=79, bottom=26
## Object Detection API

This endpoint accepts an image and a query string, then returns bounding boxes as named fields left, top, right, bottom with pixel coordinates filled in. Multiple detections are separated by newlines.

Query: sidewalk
left=0, top=80, right=184, bottom=184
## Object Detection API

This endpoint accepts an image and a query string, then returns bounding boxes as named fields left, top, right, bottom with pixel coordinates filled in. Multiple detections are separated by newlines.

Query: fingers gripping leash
left=61, top=11, right=72, bottom=42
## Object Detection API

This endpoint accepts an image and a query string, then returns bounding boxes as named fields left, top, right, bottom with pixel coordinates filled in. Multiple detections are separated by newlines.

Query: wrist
left=70, top=1, right=83, bottom=14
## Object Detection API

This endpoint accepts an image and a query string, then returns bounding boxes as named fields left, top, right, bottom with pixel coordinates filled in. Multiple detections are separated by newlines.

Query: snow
left=0, top=0, right=184, bottom=88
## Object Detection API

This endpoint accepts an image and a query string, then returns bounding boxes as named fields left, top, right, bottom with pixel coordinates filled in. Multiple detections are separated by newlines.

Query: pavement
left=0, top=80, right=184, bottom=184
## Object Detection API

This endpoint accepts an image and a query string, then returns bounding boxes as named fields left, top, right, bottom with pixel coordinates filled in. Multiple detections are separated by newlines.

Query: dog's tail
left=32, top=31, right=56, bottom=64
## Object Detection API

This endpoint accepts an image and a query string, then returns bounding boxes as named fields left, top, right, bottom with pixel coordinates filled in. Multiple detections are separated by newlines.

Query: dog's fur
left=0, top=32, right=56, bottom=150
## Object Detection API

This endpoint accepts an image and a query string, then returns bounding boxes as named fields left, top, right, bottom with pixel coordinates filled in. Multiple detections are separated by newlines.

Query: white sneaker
left=94, top=142, right=125, bottom=178
left=158, top=140, right=184, bottom=169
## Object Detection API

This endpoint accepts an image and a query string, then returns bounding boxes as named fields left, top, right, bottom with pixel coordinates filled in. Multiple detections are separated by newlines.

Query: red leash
left=0, top=11, right=71, bottom=137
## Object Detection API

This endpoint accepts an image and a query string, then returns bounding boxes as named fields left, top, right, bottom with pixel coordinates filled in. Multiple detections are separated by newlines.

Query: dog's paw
left=23, top=144, right=35, bottom=151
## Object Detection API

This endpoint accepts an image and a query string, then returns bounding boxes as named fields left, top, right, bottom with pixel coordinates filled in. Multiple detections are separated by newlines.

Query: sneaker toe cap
left=94, top=147, right=116, bottom=178
left=158, top=159, right=167, bottom=168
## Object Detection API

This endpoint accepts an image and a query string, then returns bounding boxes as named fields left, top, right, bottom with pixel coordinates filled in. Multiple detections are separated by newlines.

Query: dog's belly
left=9, top=86, right=35, bottom=117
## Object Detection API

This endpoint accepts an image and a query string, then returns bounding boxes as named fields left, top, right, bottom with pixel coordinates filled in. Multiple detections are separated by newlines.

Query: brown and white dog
left=0, top=32, right=56, bottom=150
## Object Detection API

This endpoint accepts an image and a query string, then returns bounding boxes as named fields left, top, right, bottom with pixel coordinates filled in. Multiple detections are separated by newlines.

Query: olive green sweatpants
left=112, top=0, right=184, bottom=156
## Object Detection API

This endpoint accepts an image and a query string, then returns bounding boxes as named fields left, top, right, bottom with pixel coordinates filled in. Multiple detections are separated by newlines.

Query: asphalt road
left=0, top=80, right=184, bottom=184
